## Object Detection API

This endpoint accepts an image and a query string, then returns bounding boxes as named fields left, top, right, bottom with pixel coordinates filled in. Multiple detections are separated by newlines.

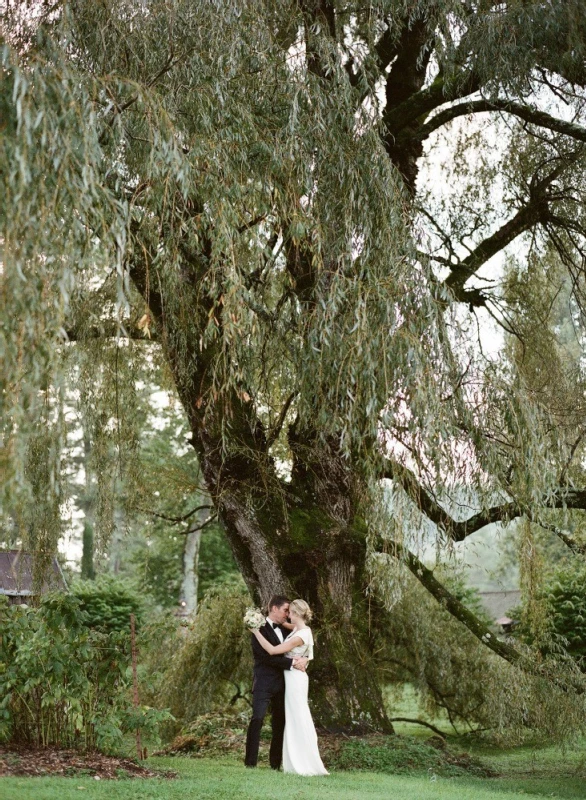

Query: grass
left=384, top=683, right=457, bottom=738
left=2, top=749, right=586, bottom=800
left=3, top=686, right=585, bottom=799
left=463, top=739, right=586, bottom=800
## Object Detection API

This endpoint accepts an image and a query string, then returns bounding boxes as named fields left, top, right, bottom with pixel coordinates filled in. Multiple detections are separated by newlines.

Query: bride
left=251, top=599, right=328, bottom=776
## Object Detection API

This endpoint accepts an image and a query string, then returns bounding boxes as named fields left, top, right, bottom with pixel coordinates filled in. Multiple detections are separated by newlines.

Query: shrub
left=328, top=735, right=490, bottom=777
left=546, top=563, right=586, bottom=665
left=70, top=576, right=144, bottom=633
left=0, top=593, right=171, bottom=751
left=159, top=584, right=252, bottom=728
left=512, top=561, right=586, bottom=669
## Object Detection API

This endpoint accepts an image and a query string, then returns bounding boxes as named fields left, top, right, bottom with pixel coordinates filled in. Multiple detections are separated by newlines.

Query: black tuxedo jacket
left=251, top=621, right=293, bottom=694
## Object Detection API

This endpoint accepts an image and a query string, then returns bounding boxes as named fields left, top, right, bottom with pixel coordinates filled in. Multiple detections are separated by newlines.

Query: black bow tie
left=271, top=623, right=280, bottom=629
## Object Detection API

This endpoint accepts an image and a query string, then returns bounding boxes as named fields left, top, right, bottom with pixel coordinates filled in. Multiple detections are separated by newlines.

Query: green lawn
left=2, top=686, right=584, bottom=800
left=463, top=740, right=586, bottom=800
left=2, top=752, right=585, bottom=800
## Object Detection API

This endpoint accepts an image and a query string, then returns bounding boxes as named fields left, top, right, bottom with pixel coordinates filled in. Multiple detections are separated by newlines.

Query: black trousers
left=244, top=686, right=286, bottom=769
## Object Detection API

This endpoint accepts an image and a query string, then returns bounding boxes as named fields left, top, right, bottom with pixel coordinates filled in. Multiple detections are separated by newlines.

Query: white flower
left=243, top=607, right=265, bottom=630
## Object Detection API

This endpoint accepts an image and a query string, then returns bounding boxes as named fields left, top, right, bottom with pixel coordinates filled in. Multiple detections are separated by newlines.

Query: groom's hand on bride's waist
left=292, top=657, right=308, bottom=671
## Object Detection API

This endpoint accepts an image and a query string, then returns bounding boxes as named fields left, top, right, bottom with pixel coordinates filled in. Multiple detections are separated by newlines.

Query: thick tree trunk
left=187, top=405, right=393, bottom=731
left=129, top=229, right=393, bottom=732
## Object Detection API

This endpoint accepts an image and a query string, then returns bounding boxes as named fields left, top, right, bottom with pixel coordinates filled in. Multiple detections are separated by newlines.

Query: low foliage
left=0, top=746, right=176, bottom=779
left=159, top=709, right=491, bottom=780
left=161, top=710, right=253, bottom=758
left=158, top=586, right=252, bottom=728
left=70, top=577, right=144, bottom=633
left=371, top=562, right=586, bottom=743
left=0, top=593, right=171, bottom=751
left=327, top=735, right=491, bottom=778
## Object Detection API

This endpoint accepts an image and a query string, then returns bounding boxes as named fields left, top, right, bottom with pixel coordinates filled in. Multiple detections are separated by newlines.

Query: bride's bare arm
left=252, top=630, right=303, bottom=655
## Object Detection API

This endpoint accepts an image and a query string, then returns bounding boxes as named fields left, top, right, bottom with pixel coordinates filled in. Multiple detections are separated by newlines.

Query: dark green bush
left=0, top=593, right=171, bottom=751
left=513, top=561, right=586, bottom=669
left=328, top=736, right=489, bottom=777
left=70, top=576, right=144, bottom=633
left=547, top=563, right=586, bottom=665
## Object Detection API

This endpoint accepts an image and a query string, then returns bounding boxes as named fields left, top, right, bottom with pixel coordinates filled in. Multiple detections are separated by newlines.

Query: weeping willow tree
left=4, top=0, right=586, bottom=731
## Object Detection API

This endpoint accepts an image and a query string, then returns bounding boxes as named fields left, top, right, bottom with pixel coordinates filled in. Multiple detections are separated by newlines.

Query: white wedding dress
left=283, top=627, right=329, bottom=776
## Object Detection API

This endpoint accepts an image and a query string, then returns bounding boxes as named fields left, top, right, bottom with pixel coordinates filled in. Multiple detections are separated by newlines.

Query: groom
left=244, top=594, right=308, bottom=769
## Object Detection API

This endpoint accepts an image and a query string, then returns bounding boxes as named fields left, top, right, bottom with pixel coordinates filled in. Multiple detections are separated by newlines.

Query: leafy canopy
left=2, top=2, right=586, bottom=663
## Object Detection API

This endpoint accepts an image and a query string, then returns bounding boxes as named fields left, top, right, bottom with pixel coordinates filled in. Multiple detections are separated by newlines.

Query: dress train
left=282, top=662, right=328, bottom=776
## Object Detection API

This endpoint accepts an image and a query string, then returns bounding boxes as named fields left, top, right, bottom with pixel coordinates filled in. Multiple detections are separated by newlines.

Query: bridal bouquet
left=243, top=607, right=265, bottom=630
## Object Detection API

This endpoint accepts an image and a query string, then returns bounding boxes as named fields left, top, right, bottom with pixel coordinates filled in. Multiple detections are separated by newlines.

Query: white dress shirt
left=266, top=616, right=284, bottom=642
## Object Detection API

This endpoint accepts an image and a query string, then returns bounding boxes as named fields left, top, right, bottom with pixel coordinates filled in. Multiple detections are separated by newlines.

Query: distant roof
left=478, top=590, right=521, bottom=621
left=0, top=551, right=68, bottom=596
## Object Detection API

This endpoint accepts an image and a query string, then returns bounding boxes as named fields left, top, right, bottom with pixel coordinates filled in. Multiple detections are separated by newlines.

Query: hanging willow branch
left=386, top=541, right=524, bottom=665
left=382, top=540, right=585, bottom=694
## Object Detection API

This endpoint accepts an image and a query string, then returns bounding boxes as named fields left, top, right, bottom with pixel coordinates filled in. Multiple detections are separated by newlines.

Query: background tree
left=68, top=355, right=236, bottom=610
left=536, top=562, right=586, bottom=669
left=4, top=0, right=586, bottom=731
left=121, top=398, right=238, bottom=612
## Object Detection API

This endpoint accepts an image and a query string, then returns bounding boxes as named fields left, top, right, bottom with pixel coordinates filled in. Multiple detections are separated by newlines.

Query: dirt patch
left=0, top=746, right=177, bottom=780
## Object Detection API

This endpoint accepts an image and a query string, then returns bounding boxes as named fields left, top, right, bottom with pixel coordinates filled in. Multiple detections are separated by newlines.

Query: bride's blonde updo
left=290, top=599, right=312, bottom=623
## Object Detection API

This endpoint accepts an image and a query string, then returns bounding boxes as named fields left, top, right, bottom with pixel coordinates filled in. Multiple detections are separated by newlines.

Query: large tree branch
left=135, top=503, right=212, bottom=525
left=383, top=459, right=517, bottom=540
left=382, top=541, right=585, bottom=693
left=416, top=99, right=586, bottom=145
left=442, top=155, right=582, bottom=293
left=388, top=717, right=448, bottom=738
left=384, top=17, right=431, bottom=115
left=383, top=459, right=586, bottom=552
left=386, top=540, right=525, bottom=664
left=383, top=71, right=481, bottom=138
left=375, top=24, right=400, bottom=70
left=530, top=517, right=586, bottom=556
left=345, top=23, right=399, bottom=90
left=382, top=67, right=480, bottom=191
left=444, top=202, right=547, bottom=292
